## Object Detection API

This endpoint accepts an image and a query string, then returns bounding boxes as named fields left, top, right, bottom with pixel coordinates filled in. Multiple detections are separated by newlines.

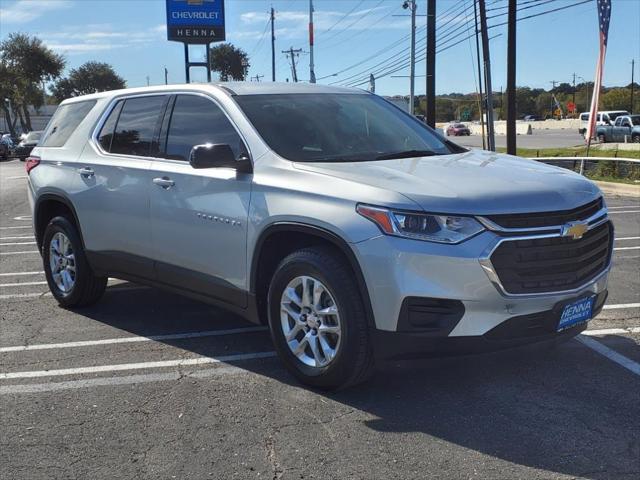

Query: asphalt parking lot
left=453, top=129, right=587, bottom=149
left=1, top=158, right=639, bottom=480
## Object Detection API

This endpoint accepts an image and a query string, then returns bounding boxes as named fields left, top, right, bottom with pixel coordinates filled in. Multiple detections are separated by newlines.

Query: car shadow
left=74, top=282, right=639, bottom=480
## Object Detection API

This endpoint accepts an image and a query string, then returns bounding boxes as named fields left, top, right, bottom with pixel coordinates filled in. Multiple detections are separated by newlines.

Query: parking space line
left=0, top=250, right=39, bottom=255
left=0, top=326, right=269, bottom=353
left=0, top=271, right=44, bottom=276
left=616, top=237, right=640, bottom=241
left=608, top=205, right=639, bottom=209
left=613, top=246, right=640, bottom=251
left=577, top=336, right=640, bottom=376
left=0, top=241, right=37, bottom=246
left=12, top=216, right=32, bottom=221
left=0, top=284, right=149, bottom=300
left=583, top=327, right=640, bottom=336
left=603, top=303, right=640, bottom=310
left=0, top=281, right=48, bottom=287
left=0, top=351, right=276, bottom=380
left=608, top=210, right=640, bottom=214
left=0, top=235, right=34, bottom=240
left=0, top=226, right=32, bottom=230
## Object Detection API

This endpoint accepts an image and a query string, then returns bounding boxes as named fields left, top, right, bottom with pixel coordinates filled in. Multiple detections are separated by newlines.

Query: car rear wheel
left=597, top=134, right=606, bottom=143
left=632, top=134, right=640, bottom=143
left=43, top=216, right=107, bottom=307
left=267, top=247, right=374, bottom=390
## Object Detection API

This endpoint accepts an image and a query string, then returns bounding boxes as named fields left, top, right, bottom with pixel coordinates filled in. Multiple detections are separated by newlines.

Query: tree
left=209, top=44, right=249, bottom=81
left=52, top=61, right=126, bottom=102
left=600, top=88, right=631, bottom=111
left=0, top=33, right=65, bottom=134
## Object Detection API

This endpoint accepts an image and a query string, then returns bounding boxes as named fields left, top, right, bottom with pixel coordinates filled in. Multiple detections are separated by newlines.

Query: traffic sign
left=166, top=0, right=225, bottom=44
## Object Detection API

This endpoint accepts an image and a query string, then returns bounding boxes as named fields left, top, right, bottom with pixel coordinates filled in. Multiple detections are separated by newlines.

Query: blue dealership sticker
left=558, top=296, right=595, bottom=331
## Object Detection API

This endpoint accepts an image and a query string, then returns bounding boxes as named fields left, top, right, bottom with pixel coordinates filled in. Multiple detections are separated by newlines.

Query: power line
left=343, top=0, right=591, bottom=87
left=326, top=0, right=474, bottom=84
left=320, top=0, right=365, bottom=35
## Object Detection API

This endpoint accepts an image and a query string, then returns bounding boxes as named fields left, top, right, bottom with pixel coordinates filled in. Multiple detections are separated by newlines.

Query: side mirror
left=189, top=143, right=252, bottom=172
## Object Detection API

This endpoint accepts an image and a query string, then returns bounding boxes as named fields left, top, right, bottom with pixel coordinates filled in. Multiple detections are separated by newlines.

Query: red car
left=446, top=123, right=471, bottom=136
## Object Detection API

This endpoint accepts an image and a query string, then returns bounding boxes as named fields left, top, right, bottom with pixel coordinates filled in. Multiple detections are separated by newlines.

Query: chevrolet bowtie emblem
left=561, top=221, right=589, bottom=240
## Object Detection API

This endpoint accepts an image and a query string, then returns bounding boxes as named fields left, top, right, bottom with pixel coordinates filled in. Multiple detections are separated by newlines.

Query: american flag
left=585, top=0, right=612, bottom=142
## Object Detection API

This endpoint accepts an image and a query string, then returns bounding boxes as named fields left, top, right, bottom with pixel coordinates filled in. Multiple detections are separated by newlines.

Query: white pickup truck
left=596, top=114, right=640, bottom=143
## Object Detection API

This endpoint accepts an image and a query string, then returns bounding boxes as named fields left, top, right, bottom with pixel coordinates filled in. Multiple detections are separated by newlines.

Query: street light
left=577, top=76, right=590, bottom=112
left=316, top=73, right=338, bottom=81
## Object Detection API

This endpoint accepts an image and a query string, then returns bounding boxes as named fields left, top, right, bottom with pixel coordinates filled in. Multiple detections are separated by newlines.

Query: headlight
left=357, top=204, right=484, bottom=244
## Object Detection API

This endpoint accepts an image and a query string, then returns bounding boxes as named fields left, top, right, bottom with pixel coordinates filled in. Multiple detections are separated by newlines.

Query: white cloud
left=238, top=6, right=402, bottom=41
left=40, top=24, right=165, bottom=55
left=0, top=0, right=71, bottom=24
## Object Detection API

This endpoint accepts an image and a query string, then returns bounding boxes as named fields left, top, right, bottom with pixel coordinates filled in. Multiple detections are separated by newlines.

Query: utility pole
left=252, top=74, right=264, bottom=82
left=146, top=76, right=150, bottom=87
left=473, top=0, right=486, bottom=150
left=403, top=1, right=417, bottom=115
left=478, top=0, right=495, bottom=151
left=283, top=47, right=302, bottom=83
left=426, top=0, right=436, bottom=127
left=506, top=0, right=516, bottom=155
left=631, top=59, right=635, bottom=114
left=164, top=67, right=168, bottom=85
left=271, top=7, right=276, bottom=82
left=309, top=0, right=316, bottom=83
left=549, top=80, right=559, bottom=117
left=572, top=72, right=577, bottom=107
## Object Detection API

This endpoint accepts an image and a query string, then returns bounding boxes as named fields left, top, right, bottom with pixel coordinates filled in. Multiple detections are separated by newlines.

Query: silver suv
left=28, top=83, right=613, bottom=389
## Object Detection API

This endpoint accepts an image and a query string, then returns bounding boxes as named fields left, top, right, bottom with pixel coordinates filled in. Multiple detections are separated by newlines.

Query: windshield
left=234, top=93, right=463, bottom=162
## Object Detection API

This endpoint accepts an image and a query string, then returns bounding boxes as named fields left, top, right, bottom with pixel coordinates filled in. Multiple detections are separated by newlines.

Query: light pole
left=403, top=1, right=417, bottom=115
left=578, top=76, right=590, bottom=112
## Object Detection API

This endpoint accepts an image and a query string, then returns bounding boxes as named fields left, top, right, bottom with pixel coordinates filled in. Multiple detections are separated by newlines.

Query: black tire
left=42, top=216, right=107, bottom=307
left=632, top=135, right=640, bottom=143
left=597, top=134, right=606, bottom=143
left=267, top=247, right=374, bottom=390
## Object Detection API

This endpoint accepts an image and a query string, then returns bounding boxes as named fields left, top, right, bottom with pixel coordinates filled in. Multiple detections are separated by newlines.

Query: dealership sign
left=166, top=0, right=225, bottom=43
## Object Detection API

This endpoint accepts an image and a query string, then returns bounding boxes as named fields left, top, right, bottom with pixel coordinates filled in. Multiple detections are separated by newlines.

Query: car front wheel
left=267, top=247, right=374, bottom=390
left=42, top=216, right=107, bottom=307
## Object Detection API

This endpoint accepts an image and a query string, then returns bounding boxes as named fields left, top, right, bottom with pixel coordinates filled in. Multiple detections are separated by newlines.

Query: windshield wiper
left=375, top=149, right=438, bottom=160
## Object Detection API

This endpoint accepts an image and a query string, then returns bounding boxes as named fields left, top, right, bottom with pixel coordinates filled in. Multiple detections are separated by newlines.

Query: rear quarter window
left=41, top=100, right=97, bottom=147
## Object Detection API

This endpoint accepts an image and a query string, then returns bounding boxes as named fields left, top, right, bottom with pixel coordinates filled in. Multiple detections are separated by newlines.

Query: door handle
left=153, top=176, right=175, bottom=189
left=77, top=167, right=94, bottom=178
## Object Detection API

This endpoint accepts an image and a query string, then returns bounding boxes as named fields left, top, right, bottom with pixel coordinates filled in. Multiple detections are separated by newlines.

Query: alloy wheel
left=280, top=275, right=342, bottom=368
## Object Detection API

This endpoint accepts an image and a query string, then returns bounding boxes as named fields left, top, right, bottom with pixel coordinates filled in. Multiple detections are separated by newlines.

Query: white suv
left=28, top=83, right=613, bottom=389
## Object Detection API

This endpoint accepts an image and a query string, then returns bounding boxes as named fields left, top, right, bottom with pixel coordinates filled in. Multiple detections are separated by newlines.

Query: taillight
left=25, top=156, right=40, bottom=174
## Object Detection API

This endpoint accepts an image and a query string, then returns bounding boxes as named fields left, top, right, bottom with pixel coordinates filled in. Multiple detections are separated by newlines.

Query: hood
left=293, top=150, right=601, bottom=215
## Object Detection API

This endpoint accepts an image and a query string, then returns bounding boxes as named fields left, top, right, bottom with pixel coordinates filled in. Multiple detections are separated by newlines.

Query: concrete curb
left=595, top=180, right=640, bottom=198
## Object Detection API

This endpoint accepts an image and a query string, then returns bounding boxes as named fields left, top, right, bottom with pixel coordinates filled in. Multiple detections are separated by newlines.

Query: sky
left=0, top=0, right=638, bottom=97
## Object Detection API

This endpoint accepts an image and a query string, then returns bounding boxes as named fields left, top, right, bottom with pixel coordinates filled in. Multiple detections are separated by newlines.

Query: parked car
left=446, top=123, right=470, bottom=136
left=27, top=83, right=612, bottom=389
left=595, top=115, right=640, bottom=143
left=578, top=110, right=630, bottom=135
left=13, top=130, right=42, bottom=160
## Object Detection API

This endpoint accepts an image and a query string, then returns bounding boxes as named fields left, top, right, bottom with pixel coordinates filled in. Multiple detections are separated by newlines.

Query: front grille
left=486, top=198, right=603, bottom=229
left=490, top=221, right=612, bottom=294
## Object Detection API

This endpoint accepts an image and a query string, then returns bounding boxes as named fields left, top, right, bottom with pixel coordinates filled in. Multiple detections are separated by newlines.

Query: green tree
left=600, top=88, right=631, bottom=111
left=209, top=43, right=249, bottom=81
left=0, top=33, right=65, bottom=134
left=51, top=61, right=126, bottom=102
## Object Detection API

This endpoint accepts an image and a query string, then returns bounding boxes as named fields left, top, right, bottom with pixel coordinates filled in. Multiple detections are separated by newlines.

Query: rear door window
left=110, top=96, right=167, bottom=157
left=164, top=94, right=245, bottom=162
left=97, top=100, right=124, bottom=152
left=41, top=100, right=97, bottom=147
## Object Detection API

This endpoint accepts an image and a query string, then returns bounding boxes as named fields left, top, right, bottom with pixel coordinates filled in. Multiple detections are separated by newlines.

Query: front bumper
left=352, top=226, right=611, bottom=353
left=372, top=291, right=607, bottom=359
